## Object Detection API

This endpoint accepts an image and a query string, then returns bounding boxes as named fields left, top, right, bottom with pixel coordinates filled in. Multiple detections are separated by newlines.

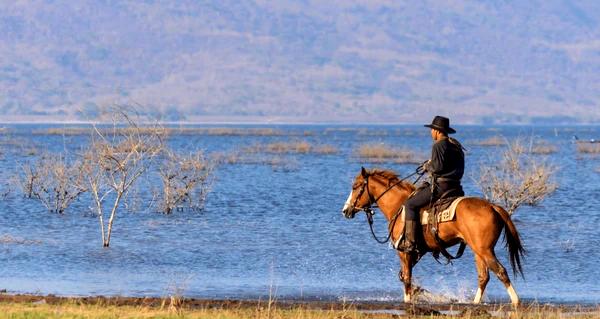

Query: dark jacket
left=426, top=137, right=465, bottom=194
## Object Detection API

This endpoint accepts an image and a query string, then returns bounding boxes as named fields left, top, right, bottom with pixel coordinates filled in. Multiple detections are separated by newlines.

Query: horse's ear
left=361, top=166, right=368, bottom=177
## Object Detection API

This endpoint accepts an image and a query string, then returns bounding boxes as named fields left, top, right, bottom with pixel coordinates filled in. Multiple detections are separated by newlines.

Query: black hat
left=424, top=116, right=456, bottom=134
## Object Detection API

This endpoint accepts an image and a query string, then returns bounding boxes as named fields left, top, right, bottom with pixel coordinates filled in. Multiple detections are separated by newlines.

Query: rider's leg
left=399, top=187, right=431, bottom=252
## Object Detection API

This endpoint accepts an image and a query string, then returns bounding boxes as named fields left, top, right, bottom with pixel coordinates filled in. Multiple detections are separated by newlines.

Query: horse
left=341, top=167, right=525, bottom=305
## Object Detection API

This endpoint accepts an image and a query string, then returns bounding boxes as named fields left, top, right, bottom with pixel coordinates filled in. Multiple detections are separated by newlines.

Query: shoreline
left=0, top=293, right=598, bottom=312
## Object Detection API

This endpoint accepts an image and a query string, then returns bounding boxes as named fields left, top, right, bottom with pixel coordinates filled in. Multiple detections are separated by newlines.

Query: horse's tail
left=491, top=204, right=525, bottom=278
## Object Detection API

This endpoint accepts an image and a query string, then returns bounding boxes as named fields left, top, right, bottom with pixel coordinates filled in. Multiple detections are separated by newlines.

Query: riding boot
left=398, top=220, right=419, bottom=253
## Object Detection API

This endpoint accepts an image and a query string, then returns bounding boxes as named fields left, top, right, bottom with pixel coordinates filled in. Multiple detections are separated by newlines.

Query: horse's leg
left=398, top=252, right=414, bottom=303
left=481, top=251, right=519, bottom=305
left=473, top=254, right=490, bottom=304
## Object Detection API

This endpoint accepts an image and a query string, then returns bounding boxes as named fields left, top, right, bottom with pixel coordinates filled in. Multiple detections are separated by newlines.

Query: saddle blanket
left=399, top=196, right=476, bottom=225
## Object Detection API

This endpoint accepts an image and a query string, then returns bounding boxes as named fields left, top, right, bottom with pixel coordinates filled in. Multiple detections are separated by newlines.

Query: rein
left=356, top=169, right=423, bottom=244
left=359, top=170, right=466, bottom=263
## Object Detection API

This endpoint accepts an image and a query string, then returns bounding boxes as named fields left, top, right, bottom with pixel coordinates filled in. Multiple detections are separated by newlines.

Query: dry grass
left=33, top=127, right=289, bottom=137
left=264, top=156, right=300, bottom=172
left=0, top=300, right=596, bottom=319
left=0, top=136, right=39, bottom=156
left=192, top=127, right=285, bottom=136
left=0, top=136, right=26, bottom=146
left=475, top=136, right=557, bottom=154
left=356, top=144, right=424, bottom=164
left=313, top=145, right=339, bottom=154
left=531, top=144, right=557, bottom=154
left=210, top=151, right=243, bottom=165
left=0, top=303, right=359, bottom=319
left=577, top=142, right=600, bottom=154
left=474, top=136, right=506, bottom=146
left=357, top=128, right=388, bottom=136
left=0, top=234, right=42, bottom=245
left=211, top=152, right=300, bottom=171
left=323, top=127, right=360, bottom=134
left=265, top=141, right=312, bottom=153
left=245, top=141, right=338, bottom=155
left=32, top=127, right=167, bottom=136
left=33, top=127, right=90, bottom=135
left=527, top=139, right=558, bottom=155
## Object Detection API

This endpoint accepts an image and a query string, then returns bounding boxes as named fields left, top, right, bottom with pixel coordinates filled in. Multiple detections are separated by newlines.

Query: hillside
left=1, top=1, right=600, bottom=123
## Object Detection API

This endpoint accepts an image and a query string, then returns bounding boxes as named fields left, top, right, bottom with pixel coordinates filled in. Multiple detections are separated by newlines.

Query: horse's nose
left=342, top=206, right=353, bottom=219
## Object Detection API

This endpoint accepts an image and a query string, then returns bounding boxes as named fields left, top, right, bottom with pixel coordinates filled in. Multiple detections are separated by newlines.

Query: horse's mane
left=369, top=169, right=416, bottom=192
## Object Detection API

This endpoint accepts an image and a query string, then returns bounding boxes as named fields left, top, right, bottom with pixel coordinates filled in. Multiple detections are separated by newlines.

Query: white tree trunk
left=104, top=192, right=123, bottom=247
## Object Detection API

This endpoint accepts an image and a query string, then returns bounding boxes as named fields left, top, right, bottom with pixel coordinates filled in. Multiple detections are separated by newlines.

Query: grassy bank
left=2, top=302, right=600, bottom=319
left=0, top=302, right=371, bottom=319
left=0, top=295, right=599, bottom=319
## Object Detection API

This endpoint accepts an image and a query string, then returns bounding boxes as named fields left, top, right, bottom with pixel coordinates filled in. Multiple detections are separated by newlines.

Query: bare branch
left=81, top=105, right=165, bottom=246
left=158, top=150, right=214, bottom=214
left=18, top=153, right=88, bottom=214
left=475, top=138, right=558, bottom=215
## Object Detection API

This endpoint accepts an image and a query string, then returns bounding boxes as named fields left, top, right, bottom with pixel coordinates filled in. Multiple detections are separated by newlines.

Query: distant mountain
left=1, top=1, right=600, bottom=123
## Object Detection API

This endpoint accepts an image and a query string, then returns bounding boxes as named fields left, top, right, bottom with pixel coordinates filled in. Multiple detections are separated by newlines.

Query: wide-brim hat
left=424, top=115, right=456, bottom=134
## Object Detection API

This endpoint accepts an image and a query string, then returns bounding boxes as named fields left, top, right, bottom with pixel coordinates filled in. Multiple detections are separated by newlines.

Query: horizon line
left=0, top=120, right=596, bottom=126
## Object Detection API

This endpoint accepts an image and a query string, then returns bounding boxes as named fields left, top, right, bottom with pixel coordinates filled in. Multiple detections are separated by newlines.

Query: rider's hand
left=422, top=160, right=431, bottom=171
left=417, top=160, right=430, bottom=174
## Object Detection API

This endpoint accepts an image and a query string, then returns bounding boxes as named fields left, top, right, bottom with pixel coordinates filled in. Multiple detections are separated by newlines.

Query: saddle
left=395, top=195, right=471, bottom=226
left=395, top=194, right=477, bottom=262
left=403, top=183, right=466, bottom=225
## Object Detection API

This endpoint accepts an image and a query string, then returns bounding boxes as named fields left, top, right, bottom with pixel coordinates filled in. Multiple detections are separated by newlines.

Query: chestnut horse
left=342, top=167, right=524, bottom=305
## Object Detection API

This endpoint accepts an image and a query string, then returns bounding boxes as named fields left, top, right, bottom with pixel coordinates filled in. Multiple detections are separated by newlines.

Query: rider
left=398, top=115, right=465, bottom=253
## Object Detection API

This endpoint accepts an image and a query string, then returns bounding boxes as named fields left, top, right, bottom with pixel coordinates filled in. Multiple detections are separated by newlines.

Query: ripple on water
left=0, top=124, right=599, bottom=303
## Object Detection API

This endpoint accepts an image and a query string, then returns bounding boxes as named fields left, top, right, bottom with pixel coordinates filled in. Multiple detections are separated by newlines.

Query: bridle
left=350, top=169, right=424, bottom=244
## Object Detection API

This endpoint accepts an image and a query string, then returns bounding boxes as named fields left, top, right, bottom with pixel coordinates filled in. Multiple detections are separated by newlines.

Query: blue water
left=0, top=124, right=599, bottom=304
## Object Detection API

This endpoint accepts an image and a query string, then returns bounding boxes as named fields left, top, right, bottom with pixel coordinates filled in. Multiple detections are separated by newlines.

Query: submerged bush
left=476, top=139, right=557, bottom=215
left=576, top=143, right=600, bottom=154
left=32, top=127, right=292, bottom=137
left=531, top=143, right=557, bottom=154
left=211, top=151, right=299, bottom=172
left=356, top=144, right=424, bottom=164
left=245, top=141, right=338, bottom=155
left=17, top=154, right=87, bottom=214
left=313, top=145, right=338, bottom=154
left=474, top=136, right=506, bottom=146
left=474, top=136, right=557, bottom=155
left=158, top=151, right=213, bottom=214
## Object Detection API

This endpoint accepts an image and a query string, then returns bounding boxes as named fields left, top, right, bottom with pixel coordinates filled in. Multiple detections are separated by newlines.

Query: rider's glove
left=416, top=160, right=430, bottom=174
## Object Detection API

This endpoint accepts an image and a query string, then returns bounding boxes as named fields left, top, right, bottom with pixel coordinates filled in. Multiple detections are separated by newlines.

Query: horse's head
left=342, top=167, right=373, bottom=219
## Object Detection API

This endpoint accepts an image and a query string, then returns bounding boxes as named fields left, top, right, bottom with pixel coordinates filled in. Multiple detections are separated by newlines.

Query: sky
left=1, top=0, right=600, bottom=123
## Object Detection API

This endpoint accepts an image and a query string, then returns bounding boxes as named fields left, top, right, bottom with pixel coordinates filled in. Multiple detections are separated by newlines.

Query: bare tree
left=16, top=162, right=38, bottom=199
left=477, top=139, right=557, bottom=215
left=158, top=150, right=213, bottom=214
left=82, top=108, right=165, bottom=247
left=16, top=154, right=87, bottom=213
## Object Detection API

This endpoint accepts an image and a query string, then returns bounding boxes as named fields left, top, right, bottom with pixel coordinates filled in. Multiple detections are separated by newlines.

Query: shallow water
left=0, top=124, right=599, bottom=303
